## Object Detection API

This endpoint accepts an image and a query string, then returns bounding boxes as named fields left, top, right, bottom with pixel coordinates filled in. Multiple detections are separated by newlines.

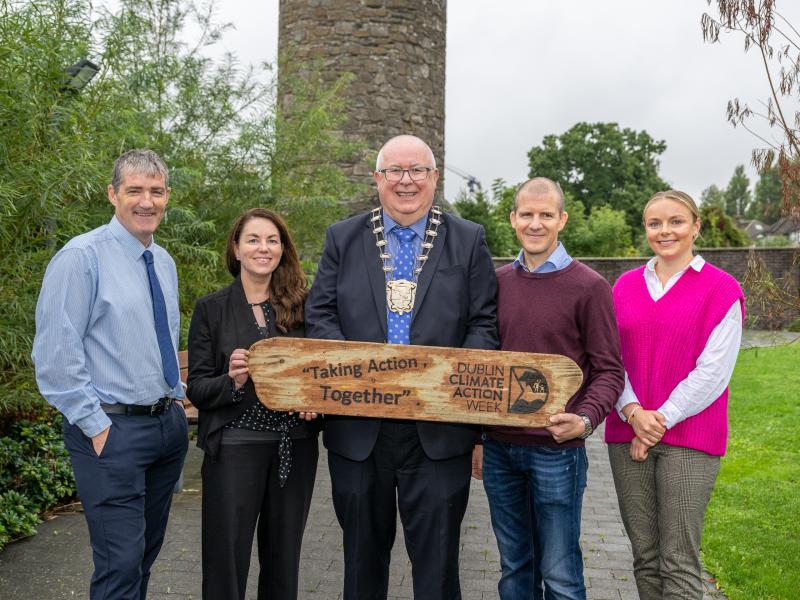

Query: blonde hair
left=643, top=190, right=700, bottom=223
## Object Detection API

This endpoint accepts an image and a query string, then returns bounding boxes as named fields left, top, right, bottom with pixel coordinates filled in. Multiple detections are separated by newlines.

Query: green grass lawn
left=702, top=343, right=800, bottom=600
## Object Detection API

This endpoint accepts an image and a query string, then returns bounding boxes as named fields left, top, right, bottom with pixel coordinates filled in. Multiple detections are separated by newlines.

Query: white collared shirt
left=615, top=255, right=743, bottom=428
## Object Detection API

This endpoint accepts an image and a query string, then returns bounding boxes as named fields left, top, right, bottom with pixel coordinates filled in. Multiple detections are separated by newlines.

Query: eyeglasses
left=377, top=167, right=435, bottom=182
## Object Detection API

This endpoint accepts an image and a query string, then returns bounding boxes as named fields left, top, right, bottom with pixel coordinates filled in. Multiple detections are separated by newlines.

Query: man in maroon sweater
left=473, top=177, right=624, bottom=600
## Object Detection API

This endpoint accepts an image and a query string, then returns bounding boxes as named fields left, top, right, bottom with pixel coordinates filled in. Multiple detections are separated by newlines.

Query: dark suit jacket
left=305, top=210, right=499, bottom=461
left=187, top=276, right=317, bottom=458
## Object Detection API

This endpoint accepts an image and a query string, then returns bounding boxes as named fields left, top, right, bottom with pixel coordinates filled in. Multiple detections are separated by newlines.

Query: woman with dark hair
left=605, top=190, right=744, bottom=599
left=187, top=208, right=319, bottom=600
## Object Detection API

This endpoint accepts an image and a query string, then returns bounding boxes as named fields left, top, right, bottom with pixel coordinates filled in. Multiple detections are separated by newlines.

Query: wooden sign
left=248, top=338, right=584, bottom=427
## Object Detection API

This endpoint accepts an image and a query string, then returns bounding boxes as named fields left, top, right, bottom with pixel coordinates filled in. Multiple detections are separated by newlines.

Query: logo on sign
left=508, top=367, right=549, bottom=414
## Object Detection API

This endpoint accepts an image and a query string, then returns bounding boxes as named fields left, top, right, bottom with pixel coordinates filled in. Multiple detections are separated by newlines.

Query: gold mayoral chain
left=371, top=205, right=443, bottom=315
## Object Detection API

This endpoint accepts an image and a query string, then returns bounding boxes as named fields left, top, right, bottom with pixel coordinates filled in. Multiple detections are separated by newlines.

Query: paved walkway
left=0, top=426, right=727, bottom=600
left=740, top=329, right=800, bottom=349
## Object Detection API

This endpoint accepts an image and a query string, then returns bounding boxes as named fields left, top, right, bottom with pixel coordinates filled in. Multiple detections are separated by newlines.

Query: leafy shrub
left=0, top=416, right=75, bottom=549
left=0, top=491, right=39, bottom=548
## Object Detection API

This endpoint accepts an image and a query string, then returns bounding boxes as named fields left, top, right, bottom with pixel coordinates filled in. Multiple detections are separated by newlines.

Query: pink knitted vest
left=604, top=263, right=744, bottom=456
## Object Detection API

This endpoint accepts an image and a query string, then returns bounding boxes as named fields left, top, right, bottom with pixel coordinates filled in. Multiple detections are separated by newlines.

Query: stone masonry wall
left=494, top=247, right=800, bottom=329
left=278, top=0, right=447, bottom=213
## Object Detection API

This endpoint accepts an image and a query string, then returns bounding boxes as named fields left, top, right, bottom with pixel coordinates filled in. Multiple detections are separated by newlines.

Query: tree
left=453, top=188, right=506, bottom=256
left=559, top=200, right=635, bottom=257
left=698, top=204, right=749, bottom=248
left=724, top=165, right=751, bottom=217
left=527, top=122, right=669, bottom=240
left=747, top=168, right=783, bottom=223
left=453, top=179, right=518, bottom=256
left=702, top=1, right=800, bottom=217
left=700, top=184, right=726, bottom=208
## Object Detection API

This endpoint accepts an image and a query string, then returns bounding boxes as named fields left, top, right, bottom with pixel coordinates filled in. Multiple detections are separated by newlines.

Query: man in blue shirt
left=33, top=149, right=188, bottom=600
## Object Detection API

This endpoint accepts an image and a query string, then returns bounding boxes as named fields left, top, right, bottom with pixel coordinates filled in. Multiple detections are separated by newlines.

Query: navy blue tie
left=387, top=227, right=416, bottom=345
left=143, top=250, right=179, bottom=388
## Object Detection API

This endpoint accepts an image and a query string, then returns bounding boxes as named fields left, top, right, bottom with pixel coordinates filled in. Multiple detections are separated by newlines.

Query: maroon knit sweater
left=485, top=261, right=625, bottom=448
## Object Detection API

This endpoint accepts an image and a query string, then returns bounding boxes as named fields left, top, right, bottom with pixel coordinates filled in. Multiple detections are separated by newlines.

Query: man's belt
left=100, top=397, right=176, bottom=416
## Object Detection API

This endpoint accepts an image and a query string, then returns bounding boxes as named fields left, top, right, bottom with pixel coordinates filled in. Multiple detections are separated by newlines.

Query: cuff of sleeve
left=231, top=379, right=245, bottom=403
left=75, top=409, right=112, bottom=438
left=656, top=401, right=680, bottom=429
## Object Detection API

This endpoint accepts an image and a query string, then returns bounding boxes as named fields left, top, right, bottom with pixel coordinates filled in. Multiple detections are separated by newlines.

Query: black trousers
left=201, top=436, right=319, bottom=600
left=63, top=403, right=188, bottom=600
left=328, top=421, right=472, bottom=600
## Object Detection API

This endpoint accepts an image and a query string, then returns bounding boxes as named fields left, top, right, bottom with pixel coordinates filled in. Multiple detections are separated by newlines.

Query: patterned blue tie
left=387, top=227, right=416, bottom=345
left=143, top=250, right=179, bottom=388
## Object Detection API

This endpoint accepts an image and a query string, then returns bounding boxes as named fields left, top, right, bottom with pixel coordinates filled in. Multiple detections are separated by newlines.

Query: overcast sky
left=196, top=0, right=798, bottom=203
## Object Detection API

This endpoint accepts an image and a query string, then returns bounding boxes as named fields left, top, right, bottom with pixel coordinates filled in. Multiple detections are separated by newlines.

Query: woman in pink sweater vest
left=604, top=190, right=744, bottom=600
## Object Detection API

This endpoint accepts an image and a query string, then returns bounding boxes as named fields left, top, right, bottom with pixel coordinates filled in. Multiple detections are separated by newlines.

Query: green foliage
left=703, top=344, right=800, bottom=599
left=559, top=199, right=635, bottom=257
left=701, top=184, right=726, bottom=209
left=0, top=416, right=75, bottom=549
left=747, top=168, right=783, bottom=224
left=453, top=189, right=505, bottom=255
left=698, top=204, right=748, bottom=248
left=453, top=179, right=517, bottom=256
left=724, top=165, right=751, bottom=217
left=0, top=491, right=39, bottom=549
left=756, top=235, right=791, bottom=247
left=527, top=122, right=669, bottom=240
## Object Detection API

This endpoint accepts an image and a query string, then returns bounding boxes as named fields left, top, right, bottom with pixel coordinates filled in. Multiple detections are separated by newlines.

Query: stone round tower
left=278, top=0, right=446, bottom=212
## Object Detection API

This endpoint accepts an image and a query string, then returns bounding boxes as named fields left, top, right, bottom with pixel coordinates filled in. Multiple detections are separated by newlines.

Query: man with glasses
left=32, top=149, right=188, bottom=600
left=306, top=134, right=498, bottom=600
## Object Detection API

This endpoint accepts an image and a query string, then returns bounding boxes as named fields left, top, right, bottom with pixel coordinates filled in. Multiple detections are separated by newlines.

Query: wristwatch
left=577, top=413, right=593, bottom=439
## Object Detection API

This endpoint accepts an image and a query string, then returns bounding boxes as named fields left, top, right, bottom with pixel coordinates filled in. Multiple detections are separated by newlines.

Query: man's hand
left=630, top=409, right=666, bottom=447
left=471, top=445, right=483, bottom=480
left=92, top=426, right=110, bottom=457
left=630, top=436, right=650, bottom=462
left=546, top=413, right=585, bottom=443
left=228, top=348, right=250, bottom=389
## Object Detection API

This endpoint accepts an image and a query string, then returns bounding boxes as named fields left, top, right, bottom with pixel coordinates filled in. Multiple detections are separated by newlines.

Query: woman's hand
left=290, top=411, right=318, bottom=421
left=630, top=437, right=650, bottom=462
left=630, top=408, right=666, bottom=447
left=228, top=348, right=250, bottom=389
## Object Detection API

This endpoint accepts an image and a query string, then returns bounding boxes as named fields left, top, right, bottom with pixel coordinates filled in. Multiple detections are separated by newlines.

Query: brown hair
left=643, top=190, right=701, bottom=223
left=514, top=177, right=565, bottom=213
left=225, top=208, right=307, bottom=332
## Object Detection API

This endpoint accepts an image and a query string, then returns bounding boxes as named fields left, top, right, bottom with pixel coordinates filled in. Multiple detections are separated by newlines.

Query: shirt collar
left=645, top=254, right=705, bottom=274
left=382, top=210, right=428, bottom=240
left=108, top=215, right=154, bottom=261
left=513, top=241, right=572, bottom=273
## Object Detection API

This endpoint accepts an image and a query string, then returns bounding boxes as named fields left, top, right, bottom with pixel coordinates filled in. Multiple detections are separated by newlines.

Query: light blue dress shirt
left=32, top=216, right=183, bottom=438
left=382, top=211, right=427, bottom=263
left=512, top=241, right=573, bottom=273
